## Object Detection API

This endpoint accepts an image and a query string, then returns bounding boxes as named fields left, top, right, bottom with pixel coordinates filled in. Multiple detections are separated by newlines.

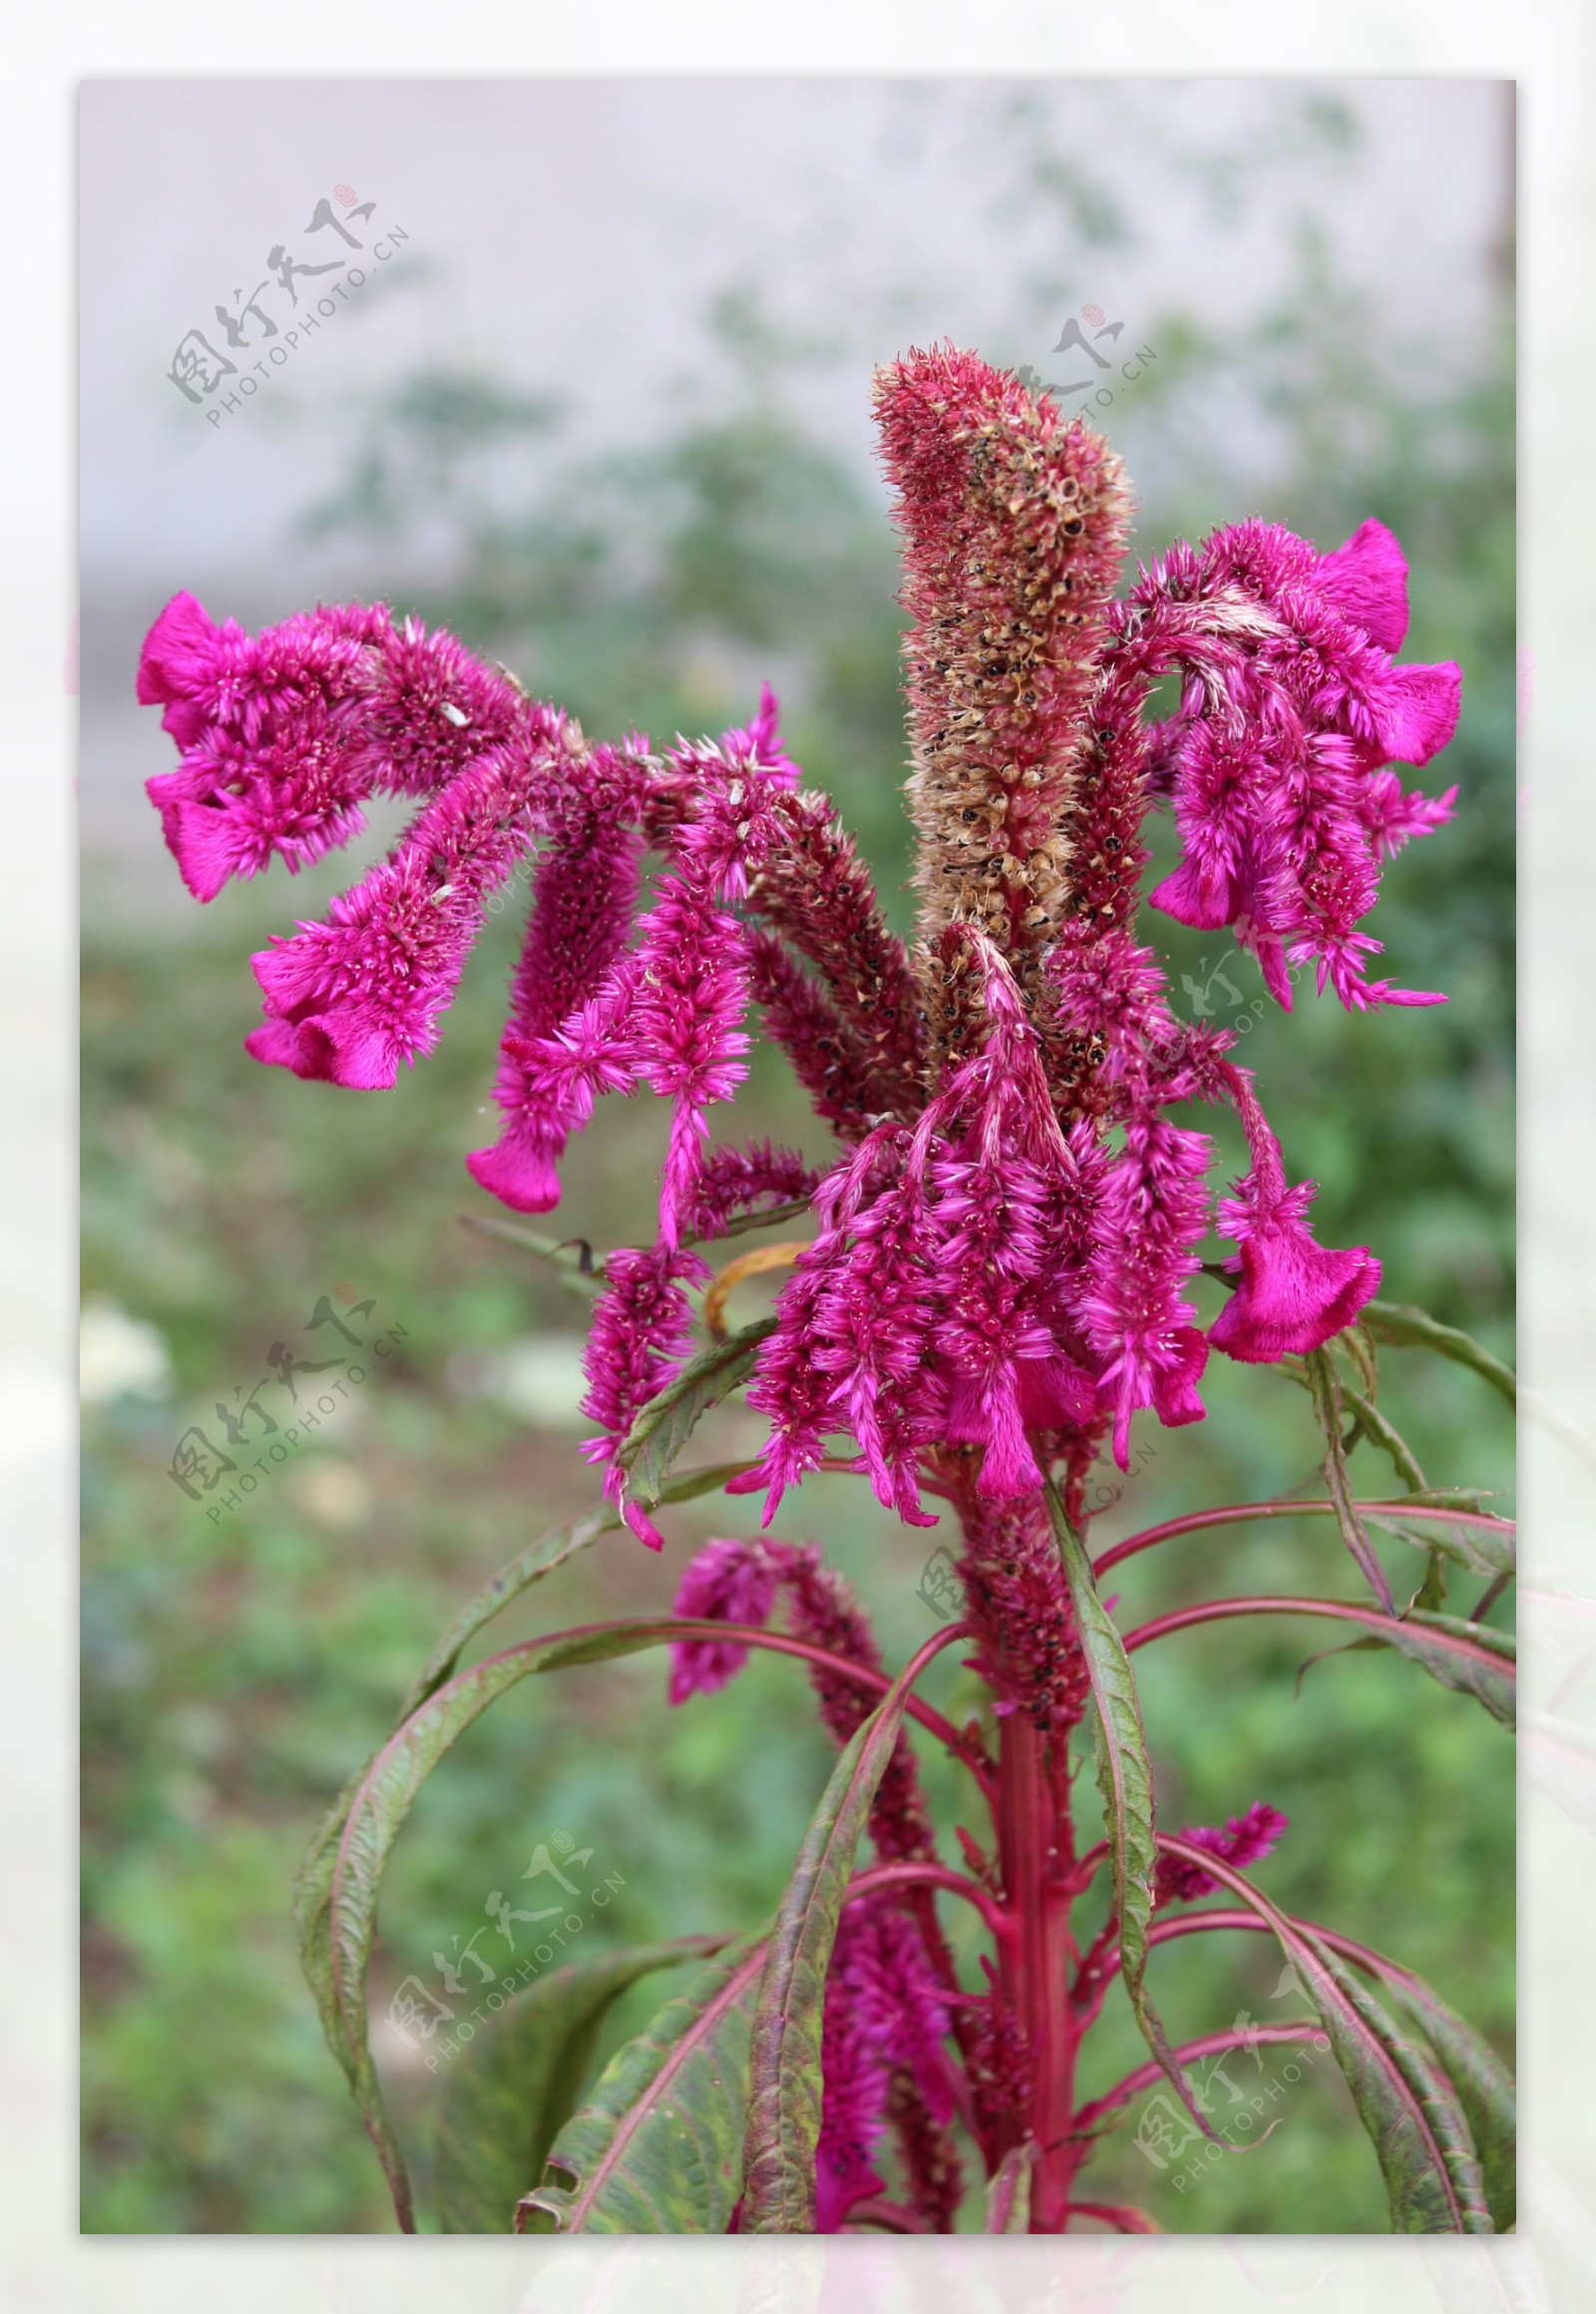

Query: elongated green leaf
left=1127, top=1596, right=1515, bottom=1730
left=617, top=1317, right=778, bottom=1526
left=1374, top=1966, right=1516, bottom=2231
left=740, top=1632, right=960, bottom=2231
left=436, top=1940, right=720, bottom=2232
left=320, top=1614, right=796, bottom=2227
left=1046, top=1484, right=1215, bottom=2141
left=520, top=1933, right=768, bottom=2232
left=1294, top=1929, right=1494, bottom=2233
left=398, top=1460, right=754, bottom=1721
left=1158, top=1842, right=1493, bottom=2232
left=1337, top=1378, right=1427, bottom=1493
left=1363, top=1505, right=1515, bottom=1584
left=1337, top=1321, right=1382, bottom=1401
left=1307, top=1349, right=1394, bottom=1611
left=984, top=2143, right=1033, bottom=2232
left=1362, top=1300, right=1517, bottom=1410
left=1362, top=1608, right=1516, bottom=1729
left=294, top=1465, right=755, bottom=2209
left=292, top=1758, right=411, bottom=2220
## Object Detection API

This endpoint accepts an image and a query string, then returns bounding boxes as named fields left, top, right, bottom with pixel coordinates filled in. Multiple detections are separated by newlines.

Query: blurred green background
left=81, top=84, right=1513, bottom=2233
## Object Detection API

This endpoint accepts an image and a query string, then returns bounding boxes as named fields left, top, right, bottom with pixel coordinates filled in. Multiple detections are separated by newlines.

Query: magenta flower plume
left=579, top=1241, right=709, bottom=1548
left=141, top=594, right=390, bottom=900
left=467, top=745, right=648, bottom=1212
left=632, top=881, right=754, bottom=1248
left=873, top=341, right=1131, bottom=1034
left=815, top=1898, right=955, bottom=2231
left=137, top=346, right=1486, bottom=2241
left=1158, top=1801, right=1290, bottom=1904
left=675, top=1139, right=819, bottom=1243
left=1206, top=1057, right=1381, bottom=1362
left=247, top=726, right=567, bottom=1088
left=1135, top=517, right=1460, bottom=1009
left=667, top=1537, right=784, bottom=1704
left=139, top=594, right=535, bottom=904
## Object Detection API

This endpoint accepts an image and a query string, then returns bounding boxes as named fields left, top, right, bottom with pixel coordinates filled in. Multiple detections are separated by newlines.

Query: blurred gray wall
left=80, top=77, right=1508, bottom=912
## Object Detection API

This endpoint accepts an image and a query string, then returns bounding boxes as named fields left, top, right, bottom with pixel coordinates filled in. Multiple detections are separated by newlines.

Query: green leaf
left=519, top=1933, right=768, bottom=2233
left=1334, top=1377, right=1453, bottom=1607
left=294, top=1467, right=753, bottom=2217
left=1159, top=1844, right=1493, bottom=2232
left=435, top=1940, right=721, bottom=2232
left=740, top=1639, right=948, bottom=2231
left=317, top=1614, right=783, bottom=2228
left=1046, top=1484, right=1215, bottom=2140
left=984, top=2143, right=1033, bottom=2232
left=1373, top=1965, right=1516, bottom=2231
left=398, top=1460, right=755, bottom=1720
left=1362, top=1300, right=1517, bottom=1411
left=1335, top=1377, right=1426, bottom=1494
left=292, top=1759, right=406, bottom=2216
left=1359, top=1608, right=1516, bottom=1729
left=1295, top=1928, right=1494, bottom=2232
left=1129, top=1596, right=1516, bottom=1730
left=616, top=1317, right=777, bottom=1529
left=1362, top=1503, right=1515, bottom=1585
left=1306, top=1348, right=1394, bottom=1612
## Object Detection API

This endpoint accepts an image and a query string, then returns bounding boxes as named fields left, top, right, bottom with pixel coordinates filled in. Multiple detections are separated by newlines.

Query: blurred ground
left=80, top=80, right=1514, bottom=2234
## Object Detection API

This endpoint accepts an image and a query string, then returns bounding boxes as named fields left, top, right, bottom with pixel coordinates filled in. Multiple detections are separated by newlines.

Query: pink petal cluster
left=667, top=1537, right=784, bottom=1704
left=815, top=1897, right=956, bottom=2231
left=466, top=745, right=649, bottom=1210
left=139, top=593, right=533, bottom=903
left=579, top=1241, right=709, bottom=1548
left=1135, top=517, right=1460, bottom=1009
left=1157, top=1800, right=1291, bottom=1903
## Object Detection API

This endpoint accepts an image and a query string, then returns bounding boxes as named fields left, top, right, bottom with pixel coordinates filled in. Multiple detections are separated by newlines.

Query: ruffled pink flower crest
left=1137, top=517, right=1460, bottom=1010
left=1206, top=1058, right=1381, bottom=1363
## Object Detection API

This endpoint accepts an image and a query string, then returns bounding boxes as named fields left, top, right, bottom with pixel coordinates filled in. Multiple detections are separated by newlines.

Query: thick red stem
left=995, top=1709, right=1081, bottom=2230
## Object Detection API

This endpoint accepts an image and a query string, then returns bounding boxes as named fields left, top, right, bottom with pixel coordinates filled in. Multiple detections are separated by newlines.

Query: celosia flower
left=1136, top=517, right=1460, bottom=1009
left=139, top=348, right=1458, bottom=1532
left=1206, top=1058, right=1381, bottom=1362
left=667, top=1537, right=784, bottom=1704
left=466, top=746, right=648, bottom=1211
left=815, top=1897, right=956, bottom=2231
left=1158, top=1800, right=1290, bottom=1903
left=579, top=1241, right=709, bottom=1548
left=631, top=879, right=753, bottom=1247
left=674, top=1139, right=819, bottom=1243
left=246, top=731, right=560, bottom=1088
left=874, top=341, right=1131, bottom=1046
left=139, top=593, right=535, bottom=903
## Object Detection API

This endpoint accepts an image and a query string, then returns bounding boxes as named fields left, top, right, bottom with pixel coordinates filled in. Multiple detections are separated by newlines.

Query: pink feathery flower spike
left=668, top=1537, right=785, bottom=1705
left=1158, top=1801, right=1291, bottom=1903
